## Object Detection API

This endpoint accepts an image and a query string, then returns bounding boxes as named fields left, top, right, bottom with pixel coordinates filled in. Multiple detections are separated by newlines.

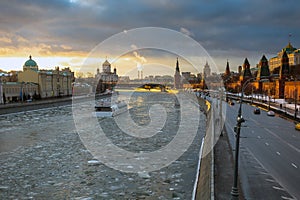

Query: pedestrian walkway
left=214, top=126, right=245, bottom=200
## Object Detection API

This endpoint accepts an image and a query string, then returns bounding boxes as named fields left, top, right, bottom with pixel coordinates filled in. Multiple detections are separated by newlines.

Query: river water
left=0, top=90, right=206, bottom=199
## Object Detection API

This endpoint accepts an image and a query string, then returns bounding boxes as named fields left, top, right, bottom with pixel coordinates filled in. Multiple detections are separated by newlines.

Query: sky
left=0, top=0, right=299, bottom=78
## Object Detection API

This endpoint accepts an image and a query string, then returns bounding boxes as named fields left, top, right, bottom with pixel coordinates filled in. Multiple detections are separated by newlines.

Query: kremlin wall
left=222, top=42, right=300, bottom=100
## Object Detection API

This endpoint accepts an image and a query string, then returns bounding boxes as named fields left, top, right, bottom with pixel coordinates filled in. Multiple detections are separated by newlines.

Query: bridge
left=115, top=83, right=173, bottom=91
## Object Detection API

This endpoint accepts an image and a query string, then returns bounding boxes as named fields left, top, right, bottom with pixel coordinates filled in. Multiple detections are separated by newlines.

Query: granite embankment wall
left=194, top=98, right=215, bottom=200
left=0, top=97, right=73, bottom=115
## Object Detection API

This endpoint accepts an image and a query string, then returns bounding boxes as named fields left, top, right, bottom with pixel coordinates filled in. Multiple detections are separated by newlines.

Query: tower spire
left=225, top=59, right=230, bottom=76
left=174, top=57, right=181, bottom=89
left=176, top=57, right=180, bottom=73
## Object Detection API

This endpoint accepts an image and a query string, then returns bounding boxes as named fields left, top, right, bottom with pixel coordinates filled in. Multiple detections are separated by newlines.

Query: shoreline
left=0, top=96, right=73, bottom=115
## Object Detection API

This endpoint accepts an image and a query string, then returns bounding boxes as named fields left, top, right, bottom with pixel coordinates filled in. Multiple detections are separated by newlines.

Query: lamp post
left=251, top=86, right=254, bottom=104
left=294, top=80, right=297, bottom=119
left=268, top=87, right=271, bottom=111
left=0, top=74, right=3, bottom=104
left=219, top=87, right=224, bottom=136
left=231, top=77, right=255, bottom=199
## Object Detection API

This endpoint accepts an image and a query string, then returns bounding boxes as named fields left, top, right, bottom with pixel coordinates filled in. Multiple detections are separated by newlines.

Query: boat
left=94, top=98, right=127, bottom=117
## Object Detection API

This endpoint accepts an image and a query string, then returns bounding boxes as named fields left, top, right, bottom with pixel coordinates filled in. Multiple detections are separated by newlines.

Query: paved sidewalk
left=214, top=127, right=244, bottom=200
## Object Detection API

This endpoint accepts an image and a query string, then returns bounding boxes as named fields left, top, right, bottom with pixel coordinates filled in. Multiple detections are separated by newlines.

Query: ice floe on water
left=0, top=92, right=207, bottom=199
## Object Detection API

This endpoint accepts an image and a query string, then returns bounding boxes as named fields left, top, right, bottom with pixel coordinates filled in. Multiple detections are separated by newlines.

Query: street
left=225, top=100, right=300, bottom=200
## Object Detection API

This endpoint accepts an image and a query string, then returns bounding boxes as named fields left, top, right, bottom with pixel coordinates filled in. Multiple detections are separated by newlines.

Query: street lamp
left=268, top=87, right=271, bottom=111
left=294, top=80, right=297, bottom=119
left=0, top=74, right=4, bottom=104
left=231, top=77, right=255, bottom=199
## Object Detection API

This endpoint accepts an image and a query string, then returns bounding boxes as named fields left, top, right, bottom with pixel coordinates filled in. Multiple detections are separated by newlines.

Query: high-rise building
left=203, top=61, right=211, bottom=78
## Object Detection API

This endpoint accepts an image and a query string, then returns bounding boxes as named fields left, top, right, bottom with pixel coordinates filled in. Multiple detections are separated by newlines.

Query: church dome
left=103, top=59, right=111, bottom=66
left=24, top=55, right=37, bottom=67
left=23, top=55, right=38, bottom=71
left=102, top=59, right=111, bottom=73
left=282, top=42, right=296, bottom=53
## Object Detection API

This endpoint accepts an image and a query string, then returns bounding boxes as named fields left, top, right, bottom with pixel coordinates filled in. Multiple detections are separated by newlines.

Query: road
left=224, top=100, right=300, bottom=200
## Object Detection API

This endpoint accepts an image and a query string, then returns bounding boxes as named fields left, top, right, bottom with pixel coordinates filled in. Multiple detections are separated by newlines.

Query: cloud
left=60, top=45, right=72, bottom=50
left=0, top=36, right=12, bottom=43
left=0, top=0, right=299, bottom=71
left=17, top=36, right=29, bottom=43
left=131, top=44, right=138, bottom=50
left=0, top=47, right=15, bottom=55
left=180, top=27, right=194, bottom=37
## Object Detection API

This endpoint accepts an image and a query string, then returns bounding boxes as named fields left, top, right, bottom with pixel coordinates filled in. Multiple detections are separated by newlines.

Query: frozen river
left=0, top=91, right=206, bottom=199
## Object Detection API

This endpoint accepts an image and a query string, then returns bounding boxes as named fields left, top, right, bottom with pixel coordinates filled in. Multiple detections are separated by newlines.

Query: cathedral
left=95, top=59, right=118, bottom=93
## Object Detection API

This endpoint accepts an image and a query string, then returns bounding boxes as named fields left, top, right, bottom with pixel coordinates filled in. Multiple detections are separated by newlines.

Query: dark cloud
left=0, top=0, right=299, bottom=70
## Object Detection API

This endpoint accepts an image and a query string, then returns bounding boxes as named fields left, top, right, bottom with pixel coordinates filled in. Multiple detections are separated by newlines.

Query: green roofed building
left=270, top=42, right=300, bottom=72
left=18, top=55, right=75, bottom=98
left=23, top=55, right=38, bottom=71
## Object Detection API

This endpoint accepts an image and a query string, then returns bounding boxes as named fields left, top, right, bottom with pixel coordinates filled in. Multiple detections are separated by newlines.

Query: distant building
left=224, top=60, right=231, bottom=77
left=240, top=58, right=252, bottom=82
left=95, top=59, right=118, bottom=93
left=96, top=59, right=118, bottom=82
left=18, top=55, right=74, bottom=98
left=279, top=51, right=290, bottom=80
left=174, top=58, right=182, bottom=89
left=0, top=55, right=74, bottom=103
left=118, top=76, right=130, bottom=83
left=181, top=72, right=191, bottom=84
left=238, top=65, right=242, bottom=74
left=1, top=70, right=39, bottom=103
left=257, top=55, right=270, bottom=81
left=203, top=61, right=211, bottom=78
left=270, top=42, right=300, bottom=72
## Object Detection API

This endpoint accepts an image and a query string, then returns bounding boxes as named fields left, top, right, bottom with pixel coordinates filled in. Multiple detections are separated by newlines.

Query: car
left=267, top=110, right=275, bottom=116
left=253, top=108, right=261, bottom=114
left=295, top=123, right=300, bottom=131
left=229, top=101, right=235, bottom=106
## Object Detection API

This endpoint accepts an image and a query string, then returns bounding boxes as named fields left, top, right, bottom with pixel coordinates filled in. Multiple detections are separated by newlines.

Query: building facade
left=203, top=61, right=211, bottom=78
left=95, top=59, right=118, bottom=93
left=174, top=58, right=182, bottom=89
left=270, top=42, right=300, bottom=72
left=18, top=56, right=74, bottom=98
